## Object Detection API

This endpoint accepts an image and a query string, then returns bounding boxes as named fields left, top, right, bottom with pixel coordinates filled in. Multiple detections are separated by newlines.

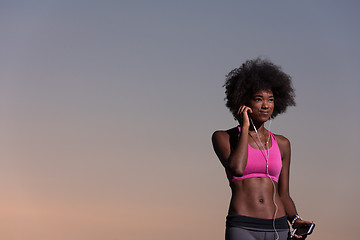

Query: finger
left=298, top=220, right=313, bottom=228
left=242, top=108, right=249, bottom=118
left=237, top=106, right=242, bottom=116
left=243, top=106, right=252, bottom=114
left=241, top=106, right=246, bottom=114
left=237, top=106, right=245, bottom=116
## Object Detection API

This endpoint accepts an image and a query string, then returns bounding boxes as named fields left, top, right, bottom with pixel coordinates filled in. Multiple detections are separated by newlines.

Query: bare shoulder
left=211, top=130, right=231, bottom=153
left=212, top=127, right=238, bottom=144
left=273, top=133, right=291, bottom=153
left=212, top=130, right=229, bottom=142
left=212, top=127, right=238, bottom=166
left=273, top=134, right=290, bottom=145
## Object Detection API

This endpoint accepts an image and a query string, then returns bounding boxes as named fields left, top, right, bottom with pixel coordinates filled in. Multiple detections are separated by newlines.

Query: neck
left=249, top=119, right=266, bottom=133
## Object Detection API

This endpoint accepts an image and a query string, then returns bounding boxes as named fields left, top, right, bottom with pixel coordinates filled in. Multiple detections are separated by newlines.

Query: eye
left=255, top=98, right=262, bottom=102
left=269, top=98, right=274, bottom=102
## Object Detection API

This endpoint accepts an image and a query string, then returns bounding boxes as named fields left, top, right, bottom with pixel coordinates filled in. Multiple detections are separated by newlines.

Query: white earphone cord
left=250, top=118, right=279, bottom=240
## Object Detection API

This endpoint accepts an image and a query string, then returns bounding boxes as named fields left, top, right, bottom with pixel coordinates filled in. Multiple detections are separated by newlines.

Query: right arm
left=211, top=106, right=251, bottom=177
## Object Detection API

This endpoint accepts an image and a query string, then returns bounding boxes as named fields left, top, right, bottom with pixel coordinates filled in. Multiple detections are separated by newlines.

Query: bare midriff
left=228, top=177, right=286, bottom=219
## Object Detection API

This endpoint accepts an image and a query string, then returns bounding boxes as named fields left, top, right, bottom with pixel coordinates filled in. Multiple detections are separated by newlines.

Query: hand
left=291, top=219, right=314, bottom=239
left=236, top=105, right=253, bottom=129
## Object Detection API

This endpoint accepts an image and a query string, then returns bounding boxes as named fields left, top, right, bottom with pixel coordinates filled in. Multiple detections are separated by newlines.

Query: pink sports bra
left=226, top=126, right=282, bottom=182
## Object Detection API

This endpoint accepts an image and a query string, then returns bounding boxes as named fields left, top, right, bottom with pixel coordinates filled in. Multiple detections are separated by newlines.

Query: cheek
left=248, top=101, right=258, bottom=109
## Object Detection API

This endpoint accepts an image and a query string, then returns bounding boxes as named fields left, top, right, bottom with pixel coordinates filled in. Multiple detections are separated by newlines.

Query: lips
left=260, top=111, right=270, bottom=115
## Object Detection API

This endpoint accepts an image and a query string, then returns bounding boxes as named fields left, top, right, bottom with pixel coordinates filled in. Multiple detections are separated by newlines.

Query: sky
left=1, top=1, right=359, bottom=239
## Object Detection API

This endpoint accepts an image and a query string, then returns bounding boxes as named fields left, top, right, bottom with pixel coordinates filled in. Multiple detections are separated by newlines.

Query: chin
left=254, top=115, right=271, bottom=123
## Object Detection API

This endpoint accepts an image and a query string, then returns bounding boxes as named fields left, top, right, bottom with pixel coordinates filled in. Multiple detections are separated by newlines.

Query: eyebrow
left=254, top=94, right=274, bottom=98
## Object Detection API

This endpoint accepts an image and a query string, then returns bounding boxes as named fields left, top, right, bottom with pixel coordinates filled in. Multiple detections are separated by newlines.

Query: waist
left=226, top=214, right=289, bottom=230
left=229, top=173, right=278, bottom=182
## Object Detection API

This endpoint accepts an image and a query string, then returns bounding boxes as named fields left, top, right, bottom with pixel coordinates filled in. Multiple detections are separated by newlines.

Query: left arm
left=277, top=135, right=297, bottom=217
left=276, top=135, right=314, bottom=238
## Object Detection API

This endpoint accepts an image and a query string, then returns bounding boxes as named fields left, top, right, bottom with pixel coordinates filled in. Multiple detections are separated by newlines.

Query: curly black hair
left=224, top=58, right=296, bottom=119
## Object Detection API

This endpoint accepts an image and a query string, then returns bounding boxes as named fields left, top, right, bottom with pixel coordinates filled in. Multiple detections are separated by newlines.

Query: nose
left=262, top=101, right=269, bottom=109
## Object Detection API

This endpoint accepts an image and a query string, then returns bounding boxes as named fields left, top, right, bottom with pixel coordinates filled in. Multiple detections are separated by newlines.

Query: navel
left=259, top=198, right=264, bottom=203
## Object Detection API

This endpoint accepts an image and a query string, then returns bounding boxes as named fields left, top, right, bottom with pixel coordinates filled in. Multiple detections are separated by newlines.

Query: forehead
left=252, top=89, right=273, bottom=96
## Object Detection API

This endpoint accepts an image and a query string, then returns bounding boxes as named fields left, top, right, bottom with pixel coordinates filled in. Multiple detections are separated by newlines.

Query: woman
left=212, top=58, right=313, bottom=240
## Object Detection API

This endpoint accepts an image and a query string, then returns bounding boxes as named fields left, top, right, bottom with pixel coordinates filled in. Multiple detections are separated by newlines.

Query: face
left=248, top=89, right=274, bottom=122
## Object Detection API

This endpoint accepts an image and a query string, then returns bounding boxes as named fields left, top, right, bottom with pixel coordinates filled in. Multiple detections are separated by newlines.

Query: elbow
left=232, top=169, right=244, bottom=177
left=228, top=157, right=245, bottom=177
left=229, top=165, right=244, bottom=177
left=279, top=192, right=291, bottom=203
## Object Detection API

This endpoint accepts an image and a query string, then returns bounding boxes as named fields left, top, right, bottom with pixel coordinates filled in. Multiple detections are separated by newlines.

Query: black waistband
left=226, top=215, right=289, bottom=230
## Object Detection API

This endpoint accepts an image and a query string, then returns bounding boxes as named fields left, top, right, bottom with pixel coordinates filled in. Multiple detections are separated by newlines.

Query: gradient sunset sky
left=1, top=1, right=359, bottom=239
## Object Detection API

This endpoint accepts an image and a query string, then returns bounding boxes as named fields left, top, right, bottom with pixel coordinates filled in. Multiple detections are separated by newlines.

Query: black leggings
left=225, top=215, right=290, bottom=240
left=226, top=227, right=290, bottom=240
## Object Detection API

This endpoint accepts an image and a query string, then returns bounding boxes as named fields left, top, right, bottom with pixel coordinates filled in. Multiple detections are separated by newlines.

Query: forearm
left=280, top=194, right=298, bottom=218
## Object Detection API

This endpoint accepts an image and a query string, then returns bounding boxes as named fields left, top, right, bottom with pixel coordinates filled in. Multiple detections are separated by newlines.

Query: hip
left=226, top=214, right=290, bottom=230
